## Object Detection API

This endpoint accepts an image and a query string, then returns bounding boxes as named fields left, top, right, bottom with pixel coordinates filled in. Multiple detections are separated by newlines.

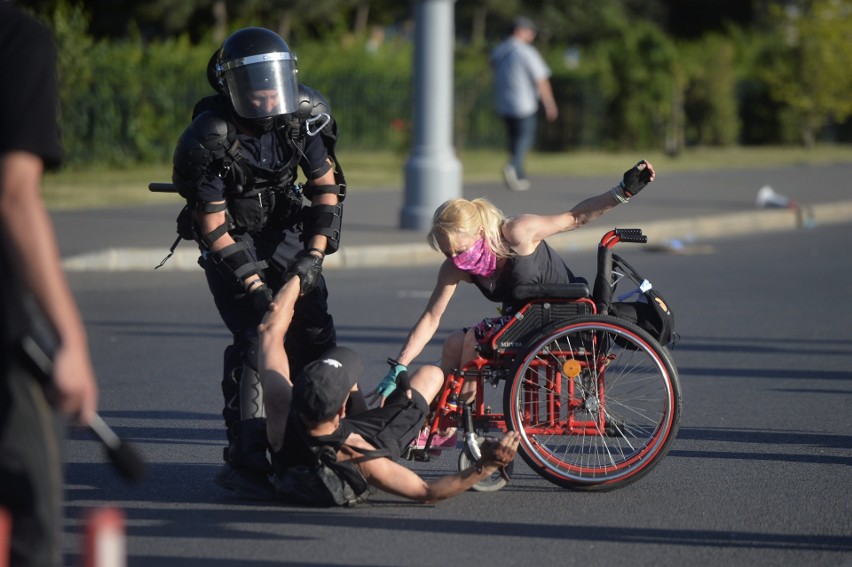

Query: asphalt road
left=62, top=223, right=852, bottom=566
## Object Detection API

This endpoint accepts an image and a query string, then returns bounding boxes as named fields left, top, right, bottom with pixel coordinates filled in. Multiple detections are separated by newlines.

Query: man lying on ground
left=258, top=276, right=520, bottom=505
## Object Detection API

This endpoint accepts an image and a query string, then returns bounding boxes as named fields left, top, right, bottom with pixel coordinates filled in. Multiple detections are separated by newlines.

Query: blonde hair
left=427, top=198, right=514, bottom=258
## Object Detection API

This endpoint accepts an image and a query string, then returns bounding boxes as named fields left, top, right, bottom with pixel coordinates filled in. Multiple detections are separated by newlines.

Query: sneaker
left=412, top=427, right=458, bottom=456
left=502, top=164, right=530, bottom=192
left=502, top=164, right=519, bottom=191
left=213, top=463, right=274, bottom=500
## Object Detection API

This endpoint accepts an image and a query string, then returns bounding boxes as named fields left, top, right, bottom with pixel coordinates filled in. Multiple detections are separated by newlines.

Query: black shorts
left=344, top=388, right=430, bottom=459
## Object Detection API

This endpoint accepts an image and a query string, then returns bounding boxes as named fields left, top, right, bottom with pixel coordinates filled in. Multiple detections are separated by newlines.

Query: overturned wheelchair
left=405, top=228, right=681, bottom=492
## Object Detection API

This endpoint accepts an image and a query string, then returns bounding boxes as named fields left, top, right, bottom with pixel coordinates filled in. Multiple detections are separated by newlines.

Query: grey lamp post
left=400, top=0, right=462, bottom=231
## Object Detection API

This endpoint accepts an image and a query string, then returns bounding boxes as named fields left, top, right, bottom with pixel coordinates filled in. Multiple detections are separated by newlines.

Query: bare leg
left=408, top=365, right=444, bottom=405
left=440, top=330, right=465, bottom=377
left=412, top=363, right=458, bottom=444
left=458, top=328, right=479, bottom=404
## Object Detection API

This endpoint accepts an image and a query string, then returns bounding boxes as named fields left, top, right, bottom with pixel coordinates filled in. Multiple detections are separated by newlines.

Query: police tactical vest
left=179, top=95, right=305, bottom=234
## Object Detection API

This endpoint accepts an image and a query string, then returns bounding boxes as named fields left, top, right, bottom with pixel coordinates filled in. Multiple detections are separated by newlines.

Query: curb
left=61, top=200, right=852, bottom=272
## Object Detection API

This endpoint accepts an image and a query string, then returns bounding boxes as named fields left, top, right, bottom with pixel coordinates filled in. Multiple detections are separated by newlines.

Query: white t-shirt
left=490, top=37, right=551, bottom=118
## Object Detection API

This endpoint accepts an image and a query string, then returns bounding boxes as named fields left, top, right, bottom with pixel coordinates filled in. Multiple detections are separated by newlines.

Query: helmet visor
left=222, top=52, right=299, bottom=118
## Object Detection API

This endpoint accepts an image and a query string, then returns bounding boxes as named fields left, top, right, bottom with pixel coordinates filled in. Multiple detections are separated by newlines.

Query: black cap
left=513, top=16, right=538, bottom=33
left=292, top=347, right=363, bottom=422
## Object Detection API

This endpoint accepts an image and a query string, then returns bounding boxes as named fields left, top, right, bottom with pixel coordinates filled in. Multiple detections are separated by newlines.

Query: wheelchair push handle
left=614, top=228, right=647, bottom=243
left=594, top=228, right=648, bottom=312
left=599, top=228, right=647, bottom=249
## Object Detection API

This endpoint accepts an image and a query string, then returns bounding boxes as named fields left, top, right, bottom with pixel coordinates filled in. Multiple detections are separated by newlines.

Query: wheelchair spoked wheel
left=457, top=434, right=515, bottom=492
left=503, top=315, right=681, bottom=491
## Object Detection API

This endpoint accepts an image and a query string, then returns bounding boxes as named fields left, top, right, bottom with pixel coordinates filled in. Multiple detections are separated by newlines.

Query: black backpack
left=273, top=443, right=387, bottom=507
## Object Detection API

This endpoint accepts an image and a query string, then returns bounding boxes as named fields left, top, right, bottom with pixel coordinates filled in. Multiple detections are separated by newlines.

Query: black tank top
left=273, top=414, right=362, bottom=474
left=472, top=240, right=575, bottom=312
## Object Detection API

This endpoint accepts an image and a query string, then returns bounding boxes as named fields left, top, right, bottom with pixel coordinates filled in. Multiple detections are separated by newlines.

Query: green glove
left=376, top=358, right=407, bottom=398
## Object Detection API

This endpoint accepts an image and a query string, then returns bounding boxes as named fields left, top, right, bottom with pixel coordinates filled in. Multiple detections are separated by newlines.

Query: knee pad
left=221, top=343, right=243, bottom=433
left=221, top=337, right=266, bottom=427
left=239, top=363, right=265, bottom=421
left=239, top=335, right=265, bottom=421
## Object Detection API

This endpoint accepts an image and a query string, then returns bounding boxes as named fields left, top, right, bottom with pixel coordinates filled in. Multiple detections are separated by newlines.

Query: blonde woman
left=368, top=160, right=655, bottom=443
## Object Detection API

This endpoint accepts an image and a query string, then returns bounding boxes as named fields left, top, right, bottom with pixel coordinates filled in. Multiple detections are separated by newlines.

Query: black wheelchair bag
left=605, top=253, right=676, bottom=346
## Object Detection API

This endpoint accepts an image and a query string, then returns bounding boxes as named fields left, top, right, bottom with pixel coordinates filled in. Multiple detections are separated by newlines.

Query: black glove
left=395, top=369, right=411, bottom=393
left=286, top=250, right=324, bottom=295
left=248, top=282, right=274, bottom=315
left=619, top=159, right=653, bottom=198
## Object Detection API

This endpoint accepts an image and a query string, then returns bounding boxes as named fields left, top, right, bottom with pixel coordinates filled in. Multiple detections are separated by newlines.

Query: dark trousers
left=0, top=354, right=64, bottom=567
left=503, top=113, right=538, bottom=180
left=201, top=226, right=337, bottom=437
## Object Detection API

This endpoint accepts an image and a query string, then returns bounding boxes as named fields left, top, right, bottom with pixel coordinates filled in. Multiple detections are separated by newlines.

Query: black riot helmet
left=213, top=27, right=300, bottom=122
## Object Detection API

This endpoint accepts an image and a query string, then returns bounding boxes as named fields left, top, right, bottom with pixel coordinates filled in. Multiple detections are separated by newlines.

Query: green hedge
left=47, top=7, right=840, bottom=169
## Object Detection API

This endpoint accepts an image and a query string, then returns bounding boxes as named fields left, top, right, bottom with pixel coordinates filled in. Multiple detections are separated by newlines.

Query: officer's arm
left=173, top=111, right=267, bottom=297
left=283, top=163, right=341, bottom=296
left=302, top=165, right=338, bottom=258
left=301, top=152, right=345, bottom=256
left=195, top=204, right=229, bottom=253
left=195, top=204, right=262, bottom=291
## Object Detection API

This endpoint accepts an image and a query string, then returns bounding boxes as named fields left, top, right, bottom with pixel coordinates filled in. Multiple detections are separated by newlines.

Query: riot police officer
left=171, top=27, right=346, bottom=498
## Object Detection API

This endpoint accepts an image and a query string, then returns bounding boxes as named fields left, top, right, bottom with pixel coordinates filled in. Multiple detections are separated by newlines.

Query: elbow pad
left=302, top=181, right=346, bottom=203
left=208, top=241, right=268, bottom=287
left=303, top=204, right=342, bottom=255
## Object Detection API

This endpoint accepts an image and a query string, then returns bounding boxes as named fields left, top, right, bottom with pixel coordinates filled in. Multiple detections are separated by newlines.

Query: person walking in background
left=491, top=16, right=558, bottom=192
left=0, top=3, right=100, bottom=565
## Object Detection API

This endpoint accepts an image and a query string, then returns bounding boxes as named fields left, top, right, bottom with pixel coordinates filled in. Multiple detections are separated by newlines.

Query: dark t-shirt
left=0, top=5, right=64, bottom=351
left=0, top=6, right=63, bottom=166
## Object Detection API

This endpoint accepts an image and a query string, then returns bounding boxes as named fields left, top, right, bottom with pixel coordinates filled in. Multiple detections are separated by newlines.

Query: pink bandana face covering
left=452, top=236, right=497, bottom=277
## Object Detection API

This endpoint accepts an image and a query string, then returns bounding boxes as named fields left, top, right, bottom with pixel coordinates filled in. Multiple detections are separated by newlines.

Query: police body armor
left=171, top=84, right=346, bottom=246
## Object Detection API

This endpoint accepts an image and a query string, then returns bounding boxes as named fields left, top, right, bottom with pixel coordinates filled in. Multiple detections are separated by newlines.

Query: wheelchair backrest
left=490, top=296, right=596, bottom=354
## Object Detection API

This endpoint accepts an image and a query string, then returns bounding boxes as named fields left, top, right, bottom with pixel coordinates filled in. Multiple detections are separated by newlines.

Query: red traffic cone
left=83, top=507, right=126, bottom=567
left=0, top=507, right=11, bottom=567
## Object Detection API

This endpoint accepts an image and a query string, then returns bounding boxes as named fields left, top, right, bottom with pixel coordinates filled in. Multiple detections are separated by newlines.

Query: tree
left=592, top=17, right=679, bottom=149
left=763, top=0, right=852, bottom=146
left=680, top=34, right=740, bottom=147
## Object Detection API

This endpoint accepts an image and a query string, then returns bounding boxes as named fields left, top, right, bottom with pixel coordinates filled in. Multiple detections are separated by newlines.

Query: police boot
left=213, top=418, right=273, bottom=500
left=230, top=417, right=272, bottom=472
